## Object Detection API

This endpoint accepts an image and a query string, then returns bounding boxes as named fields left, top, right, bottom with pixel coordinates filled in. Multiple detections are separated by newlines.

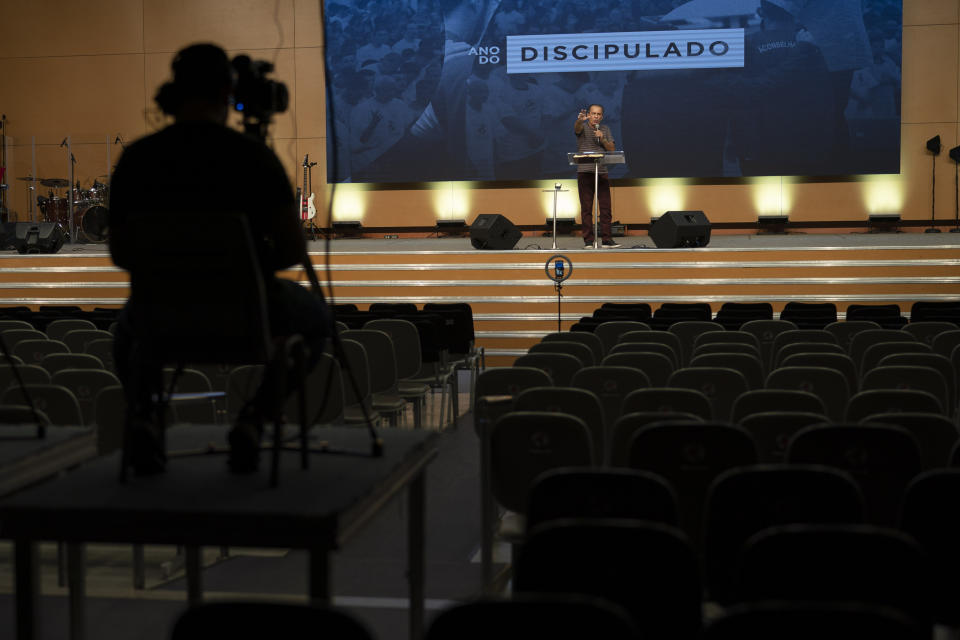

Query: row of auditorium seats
left=0, top=303, right=482, bottom=436
left=573, top=300, right=960, bottom=331
left=473, top=315, right=960, bottom=635
left=170, top=596, right=931, bottom=639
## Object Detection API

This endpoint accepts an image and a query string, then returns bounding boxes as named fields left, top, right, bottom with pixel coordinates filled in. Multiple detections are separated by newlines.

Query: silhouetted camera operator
left=109, top=43, right=329, bottom=474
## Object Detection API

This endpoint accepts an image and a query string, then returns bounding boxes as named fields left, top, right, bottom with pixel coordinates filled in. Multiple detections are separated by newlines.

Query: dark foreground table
left=0, top=426, right=439, bottom=640
left=0, top=425, right=96, bottom=497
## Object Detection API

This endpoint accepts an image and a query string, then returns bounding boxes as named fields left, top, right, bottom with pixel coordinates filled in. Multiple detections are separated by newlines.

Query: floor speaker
left=11, top=222, right=65, bottom=254
left=470, top=214, right=521, bottom=250
left=649, top=211, right=711, bottom=248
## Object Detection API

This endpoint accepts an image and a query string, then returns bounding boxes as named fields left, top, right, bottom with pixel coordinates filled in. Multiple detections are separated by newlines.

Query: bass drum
left=75, top=203, right=109, bottom=243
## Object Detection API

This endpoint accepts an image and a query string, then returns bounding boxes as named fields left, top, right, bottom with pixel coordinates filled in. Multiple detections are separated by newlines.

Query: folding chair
left=513, top=352, right=582, bottom=387
left=51, top=369, right=121, bottom=426
left=363, top=318, right=431, bottom=428
left=341, top=329, right=407, bottom=426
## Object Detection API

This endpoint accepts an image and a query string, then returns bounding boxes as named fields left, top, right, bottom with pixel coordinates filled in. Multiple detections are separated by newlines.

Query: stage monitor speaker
left=11, top=222, right=65, bottom=254
left=650, top=211, right=711, bottom=248
left=470, top=214, right=521, bottom=250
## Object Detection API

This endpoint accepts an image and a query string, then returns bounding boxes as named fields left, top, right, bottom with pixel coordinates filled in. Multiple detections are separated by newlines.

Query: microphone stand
left=953, top=154, right=960, bottom=233
left=927, top=150, right=941, bottom=232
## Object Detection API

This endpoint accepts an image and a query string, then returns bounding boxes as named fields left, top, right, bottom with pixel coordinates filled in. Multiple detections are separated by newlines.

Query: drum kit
left=22, top=175, right=109, bottom=243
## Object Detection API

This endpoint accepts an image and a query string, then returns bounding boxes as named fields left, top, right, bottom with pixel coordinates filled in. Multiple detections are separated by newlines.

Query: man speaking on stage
left=574, top=104, right=620, bottom=248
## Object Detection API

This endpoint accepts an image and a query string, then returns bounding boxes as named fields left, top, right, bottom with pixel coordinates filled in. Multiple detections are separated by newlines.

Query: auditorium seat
left=862, top=365, right=948, bottom=417
left=607, top=411, right=704, bottom=467
left=526, top=467, right=678, bottom=532
left=772, top=341, right=846, bottom=369
left=1, top=384, right=83, bottom=426
left=40, top=353, right=104, bottom=375
left=601, top=351, right=674, bottom=386
left=528, top=340, right=595, bottom=366
left=703, top=464, right=865, bottom=603
left=703, top=601, right=925, bottom=640
left=512, top=387, right=605, bottom=463
left=846, top=389, right=944, bottom=422
left=779, top=352, right=858, bottom=396
left=668, top=320, right=725, bottom=365
left=621, top=388, right=712, bottom=421
left=903, top=320, right=958, bottom=346
left=627, top=421, right=757, bottom=544
left=737, top=411, right=830, bottom=462
left=541, top=331, right=603, bottom=364
left=863, top=412, right=959, bottom=470
left=786, top=423, right=922, bottom=525
left=513, top=352, right=582, bottom=387
left=425, top=596, right=638, bottom=640
left=44, top=318, right=98, bottom=342
left=515, top=519, right=702, bottom=640
left=668, top=367, right=750, bottom=422
left=609, top=341, right=680, bottom=369
left=52, top=368, right=121, bottom=426
left=570, top=365, right=651, bottom=441
left=739, top=319, right=798, bottom=369
left=765, top=366, right=850, bottom=422
left=734, top=524, right=932, bottom=629
left=824, top=319, right=881, bottom=352
left=593, top=320, right=651, bottom=355
left=172, top=601, right=375, bottom=640
left=900, top=468, right=960, bottom=626
left=690, top=352, right=764, bottom=390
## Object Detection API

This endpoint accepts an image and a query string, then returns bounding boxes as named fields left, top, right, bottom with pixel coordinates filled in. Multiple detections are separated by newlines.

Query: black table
left=0, top=426, right=439, bottom=640
left=0, top=425, right=96, bottom=496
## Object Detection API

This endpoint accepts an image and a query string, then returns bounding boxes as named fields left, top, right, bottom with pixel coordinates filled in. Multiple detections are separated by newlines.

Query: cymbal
left=40, top=178, right=69, bottom=188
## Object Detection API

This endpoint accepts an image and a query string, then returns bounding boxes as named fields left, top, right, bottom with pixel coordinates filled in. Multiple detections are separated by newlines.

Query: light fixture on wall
left=926, top=135, right=942, bottom=233
left=950, top=145, right=960, bottom=233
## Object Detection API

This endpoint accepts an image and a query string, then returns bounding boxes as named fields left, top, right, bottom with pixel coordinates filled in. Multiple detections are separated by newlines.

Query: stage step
left=0, top=244, right=958, bottom=368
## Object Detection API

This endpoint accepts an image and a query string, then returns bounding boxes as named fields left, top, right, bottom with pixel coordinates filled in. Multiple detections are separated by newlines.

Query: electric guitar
left=301, top=154, right=316, bottom=220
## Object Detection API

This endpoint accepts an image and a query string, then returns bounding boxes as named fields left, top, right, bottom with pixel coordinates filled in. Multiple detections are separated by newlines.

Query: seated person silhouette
left=109, top=43, right=329, bottom=474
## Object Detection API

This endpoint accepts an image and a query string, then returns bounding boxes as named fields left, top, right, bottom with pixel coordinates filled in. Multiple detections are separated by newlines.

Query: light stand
left=950, top=145, right=960, bottom=233
left=926, top=135, right=941, bottom=233
left=545, top=254, right=572, bottom=332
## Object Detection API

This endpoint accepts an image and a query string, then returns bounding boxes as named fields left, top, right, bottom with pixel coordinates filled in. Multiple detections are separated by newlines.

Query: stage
left=1, top=231, right=959, bottom=366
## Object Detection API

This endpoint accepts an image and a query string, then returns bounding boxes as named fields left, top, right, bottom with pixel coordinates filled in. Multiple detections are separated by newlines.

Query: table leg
left=408, top=470, right=426, bottom=640
left=184, top=546, right=202, bottom=606
left=308, top=548, right=330, bottom=605
left=66, top=543, right=85, bottom=640
left=14, top=540, right=39, bottom=640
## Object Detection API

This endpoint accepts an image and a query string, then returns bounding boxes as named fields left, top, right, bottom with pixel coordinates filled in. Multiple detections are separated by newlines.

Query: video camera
left=231, top=55, right=289, bottom=140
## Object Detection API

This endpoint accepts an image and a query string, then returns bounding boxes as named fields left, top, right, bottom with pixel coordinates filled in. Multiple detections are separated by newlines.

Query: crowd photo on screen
left=324, top=0, right=902, bottom=184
